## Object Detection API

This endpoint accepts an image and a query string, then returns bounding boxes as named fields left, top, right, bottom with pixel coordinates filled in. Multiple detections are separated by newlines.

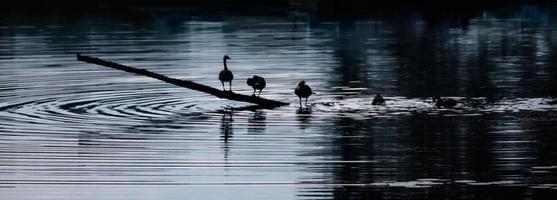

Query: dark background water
left=1, top=2, right=557, bottom=200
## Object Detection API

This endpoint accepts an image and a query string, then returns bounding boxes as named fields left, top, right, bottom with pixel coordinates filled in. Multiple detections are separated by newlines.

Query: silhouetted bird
left=433, top=96, right=457, bottom=108
left=247, top=75, right=266, bottom=97
left=295, top=81, right=313, bottom=108
left=371, top=94, right=386, bottom=105
left=219, top=55, right=233, bottom=91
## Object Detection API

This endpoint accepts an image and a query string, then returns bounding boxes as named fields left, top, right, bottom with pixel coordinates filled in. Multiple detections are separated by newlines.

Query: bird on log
left=76, top=54, right=288, bottom=108
left=219, top=55, right=234, bottom=92
left=247, top=75, right=266, bottom=97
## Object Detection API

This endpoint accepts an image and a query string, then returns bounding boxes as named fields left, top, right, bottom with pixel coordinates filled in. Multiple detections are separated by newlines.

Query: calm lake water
left=2, top=4, right=557, bottom=200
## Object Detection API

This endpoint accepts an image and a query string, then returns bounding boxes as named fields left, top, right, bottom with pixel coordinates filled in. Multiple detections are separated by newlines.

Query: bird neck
left=223, top=59, right=228, bottom=70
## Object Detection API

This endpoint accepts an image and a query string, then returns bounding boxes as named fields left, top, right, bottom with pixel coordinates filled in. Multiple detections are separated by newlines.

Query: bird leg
left=305, top=98, right=308, bottom=107
left=221, top=82, right=225, bottom=91
left=299, top=97, right=302, bottom=108
left=258, top=89, right=262, bottom=97
left=229, top=81, right=232, bottom=92
left=252, top=88, right=256, bottom=96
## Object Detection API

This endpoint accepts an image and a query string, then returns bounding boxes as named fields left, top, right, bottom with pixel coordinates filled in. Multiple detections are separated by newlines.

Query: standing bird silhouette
left=295, top=81, right=313, bottom=108
left=246, top=75, right=266, bottom=97
left=219, top=55, right=233, bottom=91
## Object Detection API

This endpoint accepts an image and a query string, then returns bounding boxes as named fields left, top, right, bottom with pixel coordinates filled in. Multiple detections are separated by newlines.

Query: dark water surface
left=2, top=5, right=557, bottom=200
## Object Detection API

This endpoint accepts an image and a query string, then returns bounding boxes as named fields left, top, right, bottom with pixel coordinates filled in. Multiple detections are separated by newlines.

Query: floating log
left=76, top=54, right=289, bottom=107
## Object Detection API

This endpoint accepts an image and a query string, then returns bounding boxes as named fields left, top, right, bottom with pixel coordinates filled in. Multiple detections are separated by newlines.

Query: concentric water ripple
left=0, top=90, right=209, bottom=126
left=3, top=90, right=556, bottom=128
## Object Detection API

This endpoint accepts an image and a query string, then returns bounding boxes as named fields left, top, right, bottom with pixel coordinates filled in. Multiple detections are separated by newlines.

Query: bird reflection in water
left=296, top=108, right=312, bottom=129
left=220, top=112, right=233, bottom=159
left=78, top=131, right=98, bottom=146
left=248, top=110, right=266, bottom=134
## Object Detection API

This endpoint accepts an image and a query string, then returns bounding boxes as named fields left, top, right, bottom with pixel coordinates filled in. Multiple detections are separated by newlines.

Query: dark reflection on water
left=248, top=110, right=266, bottom=134
left=299, top=113, right=557, bottom=199
left=296, top=108, right=312, bottom=130
left=220, top=112, right=233, bottom=158
left=1, top=4, right=557, bottom=200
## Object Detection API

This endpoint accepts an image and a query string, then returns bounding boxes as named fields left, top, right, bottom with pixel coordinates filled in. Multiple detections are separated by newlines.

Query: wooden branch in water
left=76, top=54, right=289, bottom=107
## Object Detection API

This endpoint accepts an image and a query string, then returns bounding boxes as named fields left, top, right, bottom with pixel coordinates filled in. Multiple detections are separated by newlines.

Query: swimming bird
left=432, top=96, right=457, bottom=108
left=295, top=81, right=313, bottom=108
left=247, top=75, right=266, bottom=97
left=371, top=94, right=386, bottom=105
left=219, top=55, right=233, bottom=91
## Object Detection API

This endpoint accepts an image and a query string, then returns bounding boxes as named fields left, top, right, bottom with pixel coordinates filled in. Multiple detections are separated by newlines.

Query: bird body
left=295, top=81, right=312, bottom=107
left=433, top=96, right=457, bottom=108
left=247, top=75, right=266, bottom=97
left=219, top=55, right=233, bottom=91
left=219, top=70, right=233, bottom=83
left=371, top=94, right=386, bottom=105
left=219, top=70, right=233, bottom=82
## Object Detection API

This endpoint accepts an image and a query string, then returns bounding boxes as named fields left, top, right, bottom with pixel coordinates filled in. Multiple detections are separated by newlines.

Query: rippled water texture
left=2, top=5, right=557, bottom=200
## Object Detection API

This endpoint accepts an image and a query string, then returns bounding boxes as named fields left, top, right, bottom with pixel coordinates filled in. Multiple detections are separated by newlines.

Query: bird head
left=298, top=81, right=306, bottom=86
left=223, top=55, right=231, bottom=60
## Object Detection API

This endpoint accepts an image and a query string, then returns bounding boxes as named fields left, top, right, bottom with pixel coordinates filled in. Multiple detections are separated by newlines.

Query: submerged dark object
left=295, top=81, right=313, bottom=108
left=371, top=94, right=386, bottom=105
left=76, top=54, right=288, bottom=107
left=218, top=55, right=233, bottom=92
left=433, top=96, right=457, bottom=108
left=247, top=75, right=266, bottom=97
